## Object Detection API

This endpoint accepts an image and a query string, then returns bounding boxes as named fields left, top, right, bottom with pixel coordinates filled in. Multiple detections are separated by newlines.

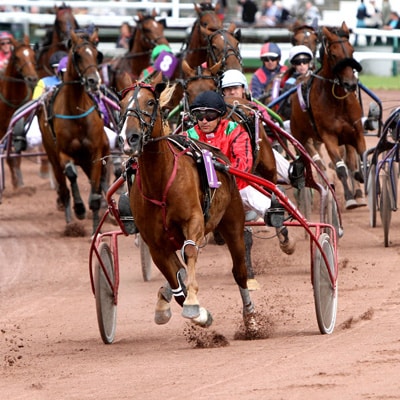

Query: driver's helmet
left=260, top=42, right=281, bottom=60
left=288, top=45, right=313, bottom=65
left=151, top=44, right=172, bottom=63
left=49, top=51, right=68, bottom=68
left=190, top=91, right=227, bottom=115
left=0, top=31, right=13, bottom=41
left=220, top=69, right=248, bottom=90
left=57, top=56, right=68, bottom=74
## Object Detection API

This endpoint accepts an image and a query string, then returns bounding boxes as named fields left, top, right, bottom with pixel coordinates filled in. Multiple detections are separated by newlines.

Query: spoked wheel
left=296, top=187, right=312, bottom=239
left=380, top=173, right=392, bottom=248
left=313, top=233, right=337, bottom=335
left=94, top=242, right=117, bottom=344
left=367, top=163, right=377, bottom=228
left=138, top=234, right=152, bottom=282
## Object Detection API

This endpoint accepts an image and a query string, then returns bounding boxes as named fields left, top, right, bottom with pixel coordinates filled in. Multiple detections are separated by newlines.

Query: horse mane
left=159, top=83, right=178, bottom=109
left=197, top=2, right=216, bottom=12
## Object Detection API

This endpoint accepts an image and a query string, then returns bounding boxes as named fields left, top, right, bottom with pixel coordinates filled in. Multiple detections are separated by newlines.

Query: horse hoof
left=243, top=313, right=259, bottom=336
left=74, top=203, right=86, bottom=219
left=192, top=307, right=213, bottom=327
left=182, top=304, right=200, bottom=319
left=279, top=238, right=296, bottom=255
left=154, top=309, right=172, bottom=325
left=247, top=279, right=261, bottom=291
left=345, top=199, right=359, bottom=210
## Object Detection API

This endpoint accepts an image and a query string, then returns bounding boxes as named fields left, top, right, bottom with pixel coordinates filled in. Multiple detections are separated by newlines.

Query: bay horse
left=101, top=10, right=169, bottom=92
left=203, top=23, right=242, bottom=75
left=290, top=22, right=366, bottom=210
left=181, top=2, right=223, bottom=69
left=38, top=29, right=110, bottom=234
left=119, top=79, right=257, bottom=330
left=36, top=3, right=79, bottom=78
left=0, top=35, right=38, bottom=189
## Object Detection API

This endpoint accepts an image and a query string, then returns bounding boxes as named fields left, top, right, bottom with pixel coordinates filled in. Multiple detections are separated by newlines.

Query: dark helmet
left=49, top=51, right=68, bottom=68
left=190, top=91, right=227, bottom=115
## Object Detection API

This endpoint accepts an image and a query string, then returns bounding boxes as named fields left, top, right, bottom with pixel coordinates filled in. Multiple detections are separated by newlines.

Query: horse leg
left=64, top=160, right=86, bottom=219
left=345, top=145, right=366, bottom=207
left=7, top=157, right=24, bottom=189
left=244, top=226, right=260, bottom=291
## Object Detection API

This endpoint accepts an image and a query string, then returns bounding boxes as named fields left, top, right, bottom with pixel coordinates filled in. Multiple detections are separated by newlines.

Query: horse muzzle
left=123, top=132, right=143, bottom=157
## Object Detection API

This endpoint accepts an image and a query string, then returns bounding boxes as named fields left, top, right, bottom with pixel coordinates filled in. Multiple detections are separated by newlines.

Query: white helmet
left=220, top=69, right=248, bottom=90
left=289, top=45, right=313, bottom=64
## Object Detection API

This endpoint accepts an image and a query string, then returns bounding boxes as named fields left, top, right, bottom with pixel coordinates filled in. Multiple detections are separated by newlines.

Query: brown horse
left=101, top=10, right=169, bottom=92
left=0, top=35, right=38, bottom=190
left=290, top=22, right=366, bottom=210
left=119, top=79, right=257, bottom=330
left=290, top=21, right=320, bottom=64
left=181, top=2, right=223, bottom=69
left=38, top=29, right=110, bottom=234
left=36, top=3, right=79, bottom=78
left=203, top=23, right=242, bottom=75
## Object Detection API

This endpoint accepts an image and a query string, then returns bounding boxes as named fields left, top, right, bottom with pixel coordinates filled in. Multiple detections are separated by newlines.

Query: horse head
left=67, top=29, right=102, bottom=93
left=8, top=35, right=38, bottom=89
left=134, top=10, right=169, bottom=51
left=290, top=23, right=319, bottom=58
left=54, top=4, right=79, bottom=44
left=182, top=59, right=218, bottom=105
left=319, top=22, right=362, bottom=93
left=203, top=23, right=242, bottom=75
left=195, top=2, right=223, bottom=33
left=119, top=80, right=167, bottom=157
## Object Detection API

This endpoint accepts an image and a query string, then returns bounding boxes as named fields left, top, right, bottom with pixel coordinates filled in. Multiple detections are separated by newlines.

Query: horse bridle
left=316, top=30, right=362, bottom=88
left=120, top=83, right=159, bottom=148
left=207, top=29, right=242, bottom=72
left=71, top=40, right=101, bottom=85
left=0, top=44, right=36, bottom=108
left=137, top=16, right=167, bottom=48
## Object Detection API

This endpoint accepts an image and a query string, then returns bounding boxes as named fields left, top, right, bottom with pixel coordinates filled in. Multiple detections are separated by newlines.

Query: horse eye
left=147, top=99, right=156, bottom=107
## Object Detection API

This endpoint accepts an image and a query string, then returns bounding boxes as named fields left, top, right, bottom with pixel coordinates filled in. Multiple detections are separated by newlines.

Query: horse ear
left=158, top=18, right=167, bottom=28
left=228, top=22, right=236, bottom=34
left=97, top=51, right=103, bottom=65
left=234, top=28, right=241, bottom=42
left=151, top=8, right=157, bottom=18
left=182, top=59, right=195, bottom=77
left=154, top=82, right=167, bottom=99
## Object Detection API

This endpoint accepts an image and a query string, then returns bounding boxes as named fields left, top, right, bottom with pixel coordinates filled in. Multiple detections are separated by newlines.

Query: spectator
left=303, top=1, right=321, bottom=26
left=381, top=0, right=392, bottom=27
left=274, top=1, right=292, bottom=26
left=0, top=31, right=13, bottom=72
left=354, top=0, right=371, bottom=46
left=382, top=11, right=400, bottom=44
left=238, top=0, right=258, bottom=25
left=250, top=42, right=288, bottom=100
left=257, top=0, right=279, bottom=26
left=116, top=22, right=132, bottom=49
left=365, top=0, right=383, bottom=44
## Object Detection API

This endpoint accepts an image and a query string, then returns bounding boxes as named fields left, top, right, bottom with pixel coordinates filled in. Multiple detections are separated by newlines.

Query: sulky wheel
left=94, top=242, right=117, bottom=344
left=313, top=233, right=337, bottom=334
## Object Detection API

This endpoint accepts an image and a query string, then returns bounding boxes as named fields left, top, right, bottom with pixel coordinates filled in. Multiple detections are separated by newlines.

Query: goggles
left=192, top=109, right=221, bottom=122
left=292, top=57, right=311, bottom=66
left=0, top=41, right=11, bottom=46
left=262, top=56, right=278, bottom=62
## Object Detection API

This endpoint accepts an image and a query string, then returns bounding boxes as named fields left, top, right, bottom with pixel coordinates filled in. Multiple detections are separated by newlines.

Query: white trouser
left=26, top=115, right=43, bottom=148
left=273, top=148, right=290, bottom=184
left=240, top=185, right=271, bottom=218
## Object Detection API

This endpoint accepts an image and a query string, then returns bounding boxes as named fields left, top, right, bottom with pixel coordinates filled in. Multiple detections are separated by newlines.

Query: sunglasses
left=262, top=56, right=278, bottom=62
left=292, top=58, right=311, bottom=66
left=0, top=41, right=11, bottom=46
left=193, top=110, right=221, bottom=122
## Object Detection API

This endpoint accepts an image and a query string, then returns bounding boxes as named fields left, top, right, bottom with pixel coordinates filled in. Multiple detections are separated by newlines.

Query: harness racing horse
left=0, top=35, right=38, bottom=189
left=36, top=3, right=79, bottom=78
left=101, top=10, right=169, bottom=92
left=119, top=79, right=258, bottom=330
left=204, top=23, right=242, bottom=75
left=181, top=2, right=223, bottom=69
left=38, top=29, right=110, bottom=234
left=290, top=22, right=366, bottom=210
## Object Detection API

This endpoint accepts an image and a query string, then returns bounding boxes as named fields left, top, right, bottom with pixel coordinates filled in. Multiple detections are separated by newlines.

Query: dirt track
left=1, top=90, right=400, bottom=399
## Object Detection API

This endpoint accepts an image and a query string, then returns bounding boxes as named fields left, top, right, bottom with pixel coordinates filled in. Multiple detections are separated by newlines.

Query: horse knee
left=89, top=192, right=102, bottom=211
left=64, top=162, right=77, bottom=183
